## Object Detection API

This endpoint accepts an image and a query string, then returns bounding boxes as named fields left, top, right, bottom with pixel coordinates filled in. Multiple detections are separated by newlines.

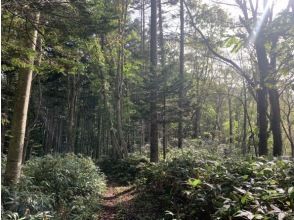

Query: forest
left=1, top=0, right=294, bottom=219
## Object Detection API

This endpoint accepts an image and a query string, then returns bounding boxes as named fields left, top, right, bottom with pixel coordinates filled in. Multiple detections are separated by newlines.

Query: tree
left=178, top=0, right=185, bottom=148
left=4, top=12, right=40, bottom=185
left=149, top=0, right=159, bottom=162
left=158, top=0, right=167, bottom=159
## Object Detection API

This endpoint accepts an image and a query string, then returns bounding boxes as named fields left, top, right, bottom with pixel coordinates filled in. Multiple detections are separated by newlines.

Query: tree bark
left=268, top=88, right=283, bottom=156
left=67, top=74, right=79, bottom=152
left=113, top=0, right=128, bottom=158
left=255, top=36, right=269, bottom=156
left=268, top=37, right=283, bottom=156
left=149, top=0, right=159, bottom=162
left=4, top=12, right=40, bottom=185
left=178, top=0, right=184, bottom=148
left=241, top=81, right=247, bottom=155
left=228, top=95, right=233, bottom=144
left=158, top=0, right=167, bottom=159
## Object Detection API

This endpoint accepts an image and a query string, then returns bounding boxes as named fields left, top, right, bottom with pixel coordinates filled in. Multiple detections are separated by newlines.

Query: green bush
left=2, top=154, right=106, bottom=220
left=135, top=148, right=294, bottom=220
left=98, top=155, right=150, bottom=185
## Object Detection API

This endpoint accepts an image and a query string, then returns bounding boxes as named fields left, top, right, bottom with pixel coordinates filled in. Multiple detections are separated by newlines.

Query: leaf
left=165, top=210, right=175, bottom=216
left=188, top=178, right=202, bottom=187
left=224, top=36, right=239, bottom=48
left=288, top=187, right=294, bottom=199
left=270, top=204, right=281, bottom=213
left=234, top=210, right=254, bottom=220
left=262, top=167, right=273, bottom=175
left=278, top=212, right=287, bottom=220
left=241, top=193, right=252, bottom=205
left=234, top=186, right=246, bottom=194
left=254, top=214, right=264, bottom=219
left=242, top=175, right=249, bottom=180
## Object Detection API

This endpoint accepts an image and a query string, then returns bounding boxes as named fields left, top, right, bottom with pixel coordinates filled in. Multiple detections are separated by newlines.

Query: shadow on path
left=102, top=186, right=136, bottom=200
left=98, top=184, right=137, bottom=220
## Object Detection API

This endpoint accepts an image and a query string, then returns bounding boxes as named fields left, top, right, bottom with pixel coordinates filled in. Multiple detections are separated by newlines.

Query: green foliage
left=98, top=155, right=150, bottom=185
left=134, top=148, right=294, bottom=220
left=2, top=154, right=106, bottom=220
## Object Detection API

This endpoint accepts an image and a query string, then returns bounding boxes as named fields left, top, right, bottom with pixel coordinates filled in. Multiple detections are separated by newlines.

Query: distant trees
left=184, top=0, right=294, bottom=157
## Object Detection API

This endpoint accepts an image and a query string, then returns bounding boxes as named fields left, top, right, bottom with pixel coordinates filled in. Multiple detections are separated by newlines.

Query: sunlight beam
left=248, top=0, right=274, bottom=44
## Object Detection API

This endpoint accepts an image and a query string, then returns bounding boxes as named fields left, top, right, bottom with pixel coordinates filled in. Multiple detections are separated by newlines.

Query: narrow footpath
left=99, top=184, right=136, bottom=220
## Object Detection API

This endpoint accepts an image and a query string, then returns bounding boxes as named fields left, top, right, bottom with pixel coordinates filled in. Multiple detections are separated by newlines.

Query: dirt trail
left=99, top=184, right=136, bottom=220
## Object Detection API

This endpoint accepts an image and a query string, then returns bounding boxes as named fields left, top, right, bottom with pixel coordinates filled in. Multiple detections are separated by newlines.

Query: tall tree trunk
left=113, top=0, right=128, bottom=158
left=268, top=89, right=283, bottom=156
left=149, top=0, right=159, bottom=162
left=269, top=37, right=282, bottom=156
left=241, top=81, right=247, bottom=155
left=23, top=37, right=43, bottom=162
left=228, top=95, right=233, bottom=144
left=158, top=0, right=167, bottom=159
left=255, top=36, right=269, bottom=156
left=192, top=62, right=202, bottom=139
left=67, top=74, right=78, bottom=152
left=4, top=12, right=40, bottom=185
left=256, top=88, right=268, bottom=156
left=178, top=0, right=184, bottom=148
left=140, top=119, right=144, bottom=154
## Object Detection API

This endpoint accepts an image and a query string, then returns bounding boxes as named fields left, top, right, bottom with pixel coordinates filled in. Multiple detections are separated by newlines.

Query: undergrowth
left=132, top=148, right=294, bottom=220
left=1, top=154, right=106, bottom=220
left=98, top=154, right=150, bottom=185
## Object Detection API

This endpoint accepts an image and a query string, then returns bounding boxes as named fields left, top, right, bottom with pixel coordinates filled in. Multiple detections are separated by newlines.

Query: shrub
left=98, top=155, right=150, bottom=185
left=2, top=154, right=106, bottom=220
left=135, top=148, right=294, bottom=220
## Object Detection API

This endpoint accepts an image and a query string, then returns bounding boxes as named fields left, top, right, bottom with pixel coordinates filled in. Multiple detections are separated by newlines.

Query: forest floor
left=99, top=183, right=137, bottom=219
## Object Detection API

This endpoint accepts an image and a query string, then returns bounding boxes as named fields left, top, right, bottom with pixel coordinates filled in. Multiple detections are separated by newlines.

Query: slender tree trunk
left=140, top=0, right=145, bottom=156
left=158, top=0, right=167, bottom=159
left=67, top=74, right=78, bottom=152
left=149, top=0, right=159, bottom=162
left=192, top=63, right=201, bottom=139
left=4, top=12, right=40, bottom=185
left=178, top=0, right=184, bottom=148
left=228, top=95, right=233, bottom=144
left=23, top=37, right=43, bottom=162
left=241, top=81, right=247, bottom=155
left=140, top=120, right=144, bottom=154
